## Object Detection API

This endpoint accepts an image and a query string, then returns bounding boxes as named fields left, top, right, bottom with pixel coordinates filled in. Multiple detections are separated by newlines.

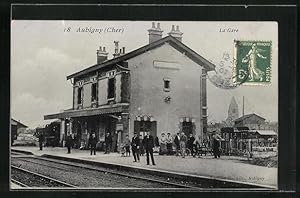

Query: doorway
left=182, top=121, right=193, bottom=136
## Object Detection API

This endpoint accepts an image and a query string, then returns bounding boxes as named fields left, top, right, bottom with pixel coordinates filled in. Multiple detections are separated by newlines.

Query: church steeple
left=226, top=96, right=239, bottom=126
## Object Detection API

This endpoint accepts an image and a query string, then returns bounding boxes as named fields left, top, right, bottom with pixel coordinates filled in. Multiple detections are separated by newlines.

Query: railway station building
left=44, top=22, right=215, bottom=151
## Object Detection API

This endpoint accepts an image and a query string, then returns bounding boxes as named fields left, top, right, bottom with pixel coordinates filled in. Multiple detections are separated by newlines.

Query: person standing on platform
left=212, top=131, right=222, bottom=158
left=104, top=132, right=112, bottom=154
left=187, top=133, right=195, bottom=156
left=174, top=133, right=181, bottom=156
left=139, top=134, right=145, bottom=156
left=38, top=132, right=44, bottom=151
left=88, top=132, right=97, bottom=155
left=159, top=133, right=167, bottom=155
left=179, top=132, right=188, bottom=158
left=166, top=133, right=173, bottom=155
left=123, top=134, right=131, bottom=157
left=131, top=132, right=140, bottom=162
left=144, top=132, right=156, bottom=165
left=65, top=132, right=73, bottom=154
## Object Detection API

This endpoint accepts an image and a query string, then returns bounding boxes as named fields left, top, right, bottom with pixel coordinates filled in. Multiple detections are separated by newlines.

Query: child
left=120, top=143, right=126, bottom=157
left=123, top=135, right=131, bottom=157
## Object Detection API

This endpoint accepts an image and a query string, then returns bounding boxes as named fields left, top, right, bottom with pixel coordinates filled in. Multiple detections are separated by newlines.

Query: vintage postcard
left=11, top=21, right=278, bottom=190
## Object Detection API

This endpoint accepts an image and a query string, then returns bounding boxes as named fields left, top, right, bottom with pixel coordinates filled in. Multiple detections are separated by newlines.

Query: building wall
left=72, top=73, right=124, bottom=108
left=127, top=43, right=204, bottom=138
left=235, top=115, right=265, bottom=129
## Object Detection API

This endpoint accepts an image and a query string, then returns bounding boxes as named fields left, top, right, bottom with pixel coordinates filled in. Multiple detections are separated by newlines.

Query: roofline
left=11, top=118, right=28, bottom=128
left=234, top=113, right=266, bottom=122
left=67, top=36, right=216, bottom=80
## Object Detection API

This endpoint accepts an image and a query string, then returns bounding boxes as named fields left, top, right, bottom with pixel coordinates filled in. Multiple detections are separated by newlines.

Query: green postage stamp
left=233, top=40, right=272, bottom=85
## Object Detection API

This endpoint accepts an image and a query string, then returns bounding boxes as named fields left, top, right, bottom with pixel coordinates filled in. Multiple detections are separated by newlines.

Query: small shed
left=11, top=118, right=28, bottom=145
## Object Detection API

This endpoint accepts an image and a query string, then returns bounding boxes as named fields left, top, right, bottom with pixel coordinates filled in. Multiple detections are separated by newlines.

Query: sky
left=11, top=21, right=278, bottom=128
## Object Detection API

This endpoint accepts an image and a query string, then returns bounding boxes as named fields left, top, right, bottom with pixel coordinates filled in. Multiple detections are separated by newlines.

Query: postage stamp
left=233, top=40, right=272, bottom=85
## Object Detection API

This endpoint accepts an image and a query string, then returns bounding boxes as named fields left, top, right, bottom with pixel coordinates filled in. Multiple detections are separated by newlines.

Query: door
left=182, top=121, right=193, bottom=136
left=134, top=120, right=157, bottom=138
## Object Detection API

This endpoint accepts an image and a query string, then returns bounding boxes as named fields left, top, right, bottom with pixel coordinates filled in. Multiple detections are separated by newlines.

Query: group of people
left=44, top=130, right=222, bottom=161
left=122, top=132, right=156, bottom=165
left=158, top=131, right=223, bottom=159
left=63, top=132, right=113, bottom=155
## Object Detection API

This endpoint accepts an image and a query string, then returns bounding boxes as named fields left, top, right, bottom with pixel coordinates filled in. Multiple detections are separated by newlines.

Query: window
left=107, top=78, right=115, bottom=99
left=91, top=83, right=97, bottom=102
left=164, top=79, right=170, bottom=91
left=77, top=87, right=83, bottom=104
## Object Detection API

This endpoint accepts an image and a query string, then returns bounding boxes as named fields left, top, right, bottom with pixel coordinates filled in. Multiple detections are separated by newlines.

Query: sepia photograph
left=10, top=20, right=278, bottom=190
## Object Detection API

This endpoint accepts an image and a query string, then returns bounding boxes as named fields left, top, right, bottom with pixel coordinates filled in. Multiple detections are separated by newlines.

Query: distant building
left=226, top=97, right=239, bottom=126
left=234, top=113, right=265, bottom=129
left=44, top=22, right=215, bottom=151
left=11, top=118, right=28, bottom=145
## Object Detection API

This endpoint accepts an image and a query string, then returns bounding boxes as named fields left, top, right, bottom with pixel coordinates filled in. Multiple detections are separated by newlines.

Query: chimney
left=97, top=46, right=108, bottom=64
left=168, top=24, right=183, bottom=42
left=148, top=22, right=163, bottom=44
left=113, top=41, right=120, bottom=58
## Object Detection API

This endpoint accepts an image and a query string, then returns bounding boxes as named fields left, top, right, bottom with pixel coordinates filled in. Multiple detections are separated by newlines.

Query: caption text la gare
left=219, top=27, right=239, bottom=33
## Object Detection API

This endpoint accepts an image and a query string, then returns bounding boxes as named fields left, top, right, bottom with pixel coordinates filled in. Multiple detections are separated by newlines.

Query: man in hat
left=88, top=132, right=97, bottom=155
left=38, top=132, right=44, bottom=151
left=65, top=132, right=73, bottom=154
left=166, top=133, right=173, bottom=155
left=212, top=131, right=222, bottom=158
left=131, top=132, right=140, bottom=162
left=143, top=131, right=155, bottom=165
left=179, top=132, right=188, bottom=158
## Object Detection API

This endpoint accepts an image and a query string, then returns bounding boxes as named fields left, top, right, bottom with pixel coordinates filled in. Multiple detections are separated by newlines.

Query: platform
left=11, top=146, right=277, bottom=188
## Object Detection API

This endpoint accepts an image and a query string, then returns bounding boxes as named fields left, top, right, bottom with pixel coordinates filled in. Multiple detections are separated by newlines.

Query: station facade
left=44, top=22, right=215, bottom=151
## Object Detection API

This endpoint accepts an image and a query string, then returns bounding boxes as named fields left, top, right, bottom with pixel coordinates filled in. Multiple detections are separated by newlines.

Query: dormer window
left=163, top=78, right=170, bottom=92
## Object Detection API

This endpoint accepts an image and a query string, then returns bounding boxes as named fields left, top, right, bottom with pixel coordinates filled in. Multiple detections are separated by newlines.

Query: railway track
left=11, top=178, right=29, bottom=187
left=11, top=150, right=266, bottom=189
left=11, top=165, right=77, bottom=188
left=11, top=156, right=200, bottom=189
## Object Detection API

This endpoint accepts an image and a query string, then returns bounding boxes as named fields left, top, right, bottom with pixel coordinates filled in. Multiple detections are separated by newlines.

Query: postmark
left=233, top=40, right=272, bottom=85
left=207, top=51, right=248, bottom=89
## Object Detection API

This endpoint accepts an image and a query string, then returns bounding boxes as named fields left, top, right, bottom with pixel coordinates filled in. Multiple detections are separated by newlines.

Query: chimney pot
left=152, top=22, right=155, bottom=28
left=157, top=23, right=161, bottom=29
left=148, top=22, right=163, bottom=44
left=168, top=24, right=183, bottom=42
left=97, top=46, right=108, bottom=64
left=172, top=25, right=175, bottom=31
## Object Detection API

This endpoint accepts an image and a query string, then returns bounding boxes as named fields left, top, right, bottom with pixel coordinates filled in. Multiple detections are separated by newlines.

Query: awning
left=44, top=103, right=129, bottom=120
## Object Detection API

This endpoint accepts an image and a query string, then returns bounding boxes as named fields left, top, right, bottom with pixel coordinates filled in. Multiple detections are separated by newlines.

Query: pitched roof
left=234, top=113, right=266, bottom=122
left=255, top=130, right=277, bottom=136
left=11, top=118, right=28, bottom=128
left=67, top=36, right=216, bottom=80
